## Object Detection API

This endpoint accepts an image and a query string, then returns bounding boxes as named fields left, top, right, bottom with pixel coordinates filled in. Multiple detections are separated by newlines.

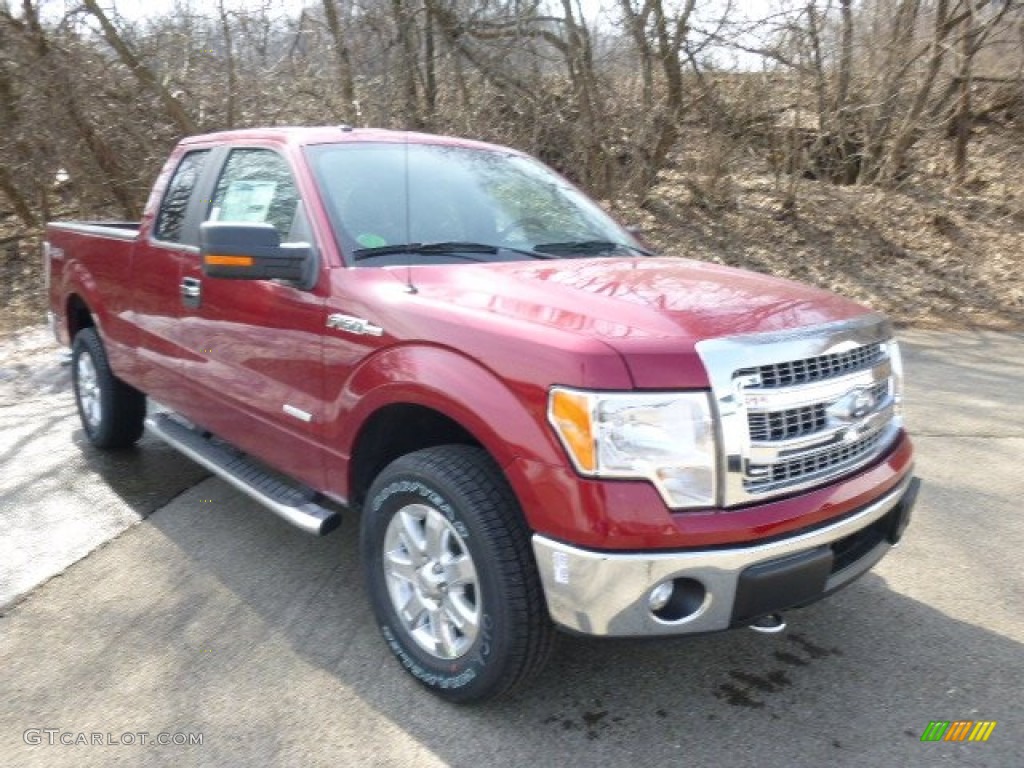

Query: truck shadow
left=71, top=428, right=212, bottom=516
left=137, top=476, right=1021, bottom=766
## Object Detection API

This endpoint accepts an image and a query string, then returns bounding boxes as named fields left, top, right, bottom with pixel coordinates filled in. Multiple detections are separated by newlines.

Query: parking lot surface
left=2, top=328, right=1022, bottom=766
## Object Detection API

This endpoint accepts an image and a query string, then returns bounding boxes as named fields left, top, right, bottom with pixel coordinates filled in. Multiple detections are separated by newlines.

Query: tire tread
left=365, top=444, right=554, bottom=701
left=72, top=327, right=146, bottom=449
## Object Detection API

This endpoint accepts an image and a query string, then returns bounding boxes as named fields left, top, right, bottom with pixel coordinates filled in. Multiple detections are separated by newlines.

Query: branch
left=81, top=0, right=197, bottom=134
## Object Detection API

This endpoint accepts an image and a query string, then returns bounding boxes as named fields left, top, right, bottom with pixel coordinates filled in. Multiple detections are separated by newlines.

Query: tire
left=361, top=445, right=554, bottom=703
left=71, top=327, right=146, bottom=449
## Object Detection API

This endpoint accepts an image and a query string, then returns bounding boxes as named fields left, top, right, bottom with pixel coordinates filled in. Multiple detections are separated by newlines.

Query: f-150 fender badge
left=326, top=313, right=384, bottom=337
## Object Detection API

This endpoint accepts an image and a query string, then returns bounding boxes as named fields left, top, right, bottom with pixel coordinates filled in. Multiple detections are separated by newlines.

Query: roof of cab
left=178, top=126, right=520, bottom=155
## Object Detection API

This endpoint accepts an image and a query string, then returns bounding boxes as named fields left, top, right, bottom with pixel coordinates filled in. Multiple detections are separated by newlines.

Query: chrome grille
left=739, top=346, right=896, bottom=495
left=748, top=404, right=826, bottom=442
left=747, top=430, right=885, bottom=489
left=737, top=343, right=885, bottom=388
left=696, top=316, right=904, bottom=507
left=747, top=380, right=888, bottom=442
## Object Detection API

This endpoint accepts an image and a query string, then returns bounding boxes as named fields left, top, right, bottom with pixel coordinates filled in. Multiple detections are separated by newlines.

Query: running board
left=145, top=413, right=342, bottom=536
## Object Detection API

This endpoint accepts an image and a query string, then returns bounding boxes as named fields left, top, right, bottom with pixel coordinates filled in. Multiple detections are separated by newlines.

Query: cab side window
left=154, top=149, right=211, bottom=243
left=208, top=149, right=306, bottom=242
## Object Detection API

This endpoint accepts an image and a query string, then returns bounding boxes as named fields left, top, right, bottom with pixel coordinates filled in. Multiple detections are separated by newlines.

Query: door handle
left=180, top=276, right=202, bottom=309
left=180, top=277, right=202, bottom=298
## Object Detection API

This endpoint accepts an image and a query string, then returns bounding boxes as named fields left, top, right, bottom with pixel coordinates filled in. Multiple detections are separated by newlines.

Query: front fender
left=322, top=343, right=575, bottom=529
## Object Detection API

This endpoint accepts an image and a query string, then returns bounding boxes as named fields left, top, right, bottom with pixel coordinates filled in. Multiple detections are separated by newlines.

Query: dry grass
left=618, top=124, right=1024, bottom=331
left=1, top=234, right=44, bottom=335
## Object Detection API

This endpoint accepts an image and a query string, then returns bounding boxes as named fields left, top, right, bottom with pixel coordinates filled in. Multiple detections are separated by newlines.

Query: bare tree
left=0, top=0, right=1021, bottom=230
left=321, top=0, right=356, bottom=119
left=81, top=0, right=197, bottom=136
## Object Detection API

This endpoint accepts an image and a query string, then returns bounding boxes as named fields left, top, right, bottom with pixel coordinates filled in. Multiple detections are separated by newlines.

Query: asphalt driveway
left=1, top=327, right=1022, bottom=767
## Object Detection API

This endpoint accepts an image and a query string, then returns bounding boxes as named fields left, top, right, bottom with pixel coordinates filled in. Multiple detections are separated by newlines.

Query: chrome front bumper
left=532, top=473, right=918, bottom=637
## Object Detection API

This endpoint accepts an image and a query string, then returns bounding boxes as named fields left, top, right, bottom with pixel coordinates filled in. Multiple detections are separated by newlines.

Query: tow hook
left=748, top=613, right=787, bottom=634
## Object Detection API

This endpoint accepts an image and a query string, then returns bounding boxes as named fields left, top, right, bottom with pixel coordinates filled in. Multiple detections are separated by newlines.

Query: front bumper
left=532, top=473, right=919, bottom=636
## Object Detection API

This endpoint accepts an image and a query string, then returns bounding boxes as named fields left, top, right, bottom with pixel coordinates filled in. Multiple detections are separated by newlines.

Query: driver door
left=176, top=146, right=327, bottom=491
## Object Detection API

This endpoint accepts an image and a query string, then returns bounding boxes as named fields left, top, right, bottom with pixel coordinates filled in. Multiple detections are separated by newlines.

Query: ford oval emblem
left=827, top=386, right=878, bottom=425
left=849, top=388, right=876, bottom=419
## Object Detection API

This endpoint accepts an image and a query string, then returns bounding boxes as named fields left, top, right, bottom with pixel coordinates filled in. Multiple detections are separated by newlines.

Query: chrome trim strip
left=532, top=472, right=912, bottom=637
left=282, top=404, right=313, bottom=423
left=326, top=313, right=384, bottom=336
left=46, top=222, right=139, bottom=241
left=747, top=402, right=894, bottom=462
left=743, top=360, right=891, bottom=411
left=744, top=427, right=897, bottom=496
left=148, top=239, right=201, bottom=255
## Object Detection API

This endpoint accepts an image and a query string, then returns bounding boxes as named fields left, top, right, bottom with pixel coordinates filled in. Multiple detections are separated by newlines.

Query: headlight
left=548, top=387, right=718, bottom=509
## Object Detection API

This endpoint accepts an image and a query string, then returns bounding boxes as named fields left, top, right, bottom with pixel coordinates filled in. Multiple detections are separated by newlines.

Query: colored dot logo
left=920, top=720, right=997, bottom=743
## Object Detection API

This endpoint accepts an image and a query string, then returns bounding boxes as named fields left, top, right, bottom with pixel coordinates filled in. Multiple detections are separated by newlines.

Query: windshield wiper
left=352, top=241, right=556, bottom=262
left=352, top=241, right=498, bottom=261
left=532, top=240, right=654, bottom=257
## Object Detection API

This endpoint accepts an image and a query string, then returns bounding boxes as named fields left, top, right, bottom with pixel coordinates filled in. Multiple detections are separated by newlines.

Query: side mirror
left=199, top=222, right=311, bottom=283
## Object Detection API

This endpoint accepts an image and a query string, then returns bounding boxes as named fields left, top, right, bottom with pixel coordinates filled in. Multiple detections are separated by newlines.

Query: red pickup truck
left=45, top=126, right=918, bottom=702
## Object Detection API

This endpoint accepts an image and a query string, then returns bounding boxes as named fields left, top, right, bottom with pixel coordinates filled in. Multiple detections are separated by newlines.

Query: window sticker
left=214, top=180, right=278, bottom=223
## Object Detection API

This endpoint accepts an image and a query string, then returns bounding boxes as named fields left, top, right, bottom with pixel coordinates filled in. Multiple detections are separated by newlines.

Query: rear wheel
left=71, top=327, right=146, bottom=449
left=361, top=445, right=554, bottom=703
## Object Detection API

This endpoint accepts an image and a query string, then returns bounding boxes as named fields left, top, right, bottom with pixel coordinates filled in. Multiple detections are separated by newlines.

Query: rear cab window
left=154, top=149, right=212, bottom=244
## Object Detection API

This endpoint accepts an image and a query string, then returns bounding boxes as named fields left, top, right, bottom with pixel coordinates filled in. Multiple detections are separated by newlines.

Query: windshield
left=305, top=142, right=644, bottom=265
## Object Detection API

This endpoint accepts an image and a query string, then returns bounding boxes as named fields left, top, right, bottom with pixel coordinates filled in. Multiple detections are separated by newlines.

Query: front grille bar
left=737, top=343, right=886, bottom=388
left=696, top=315, right=903, bottom=507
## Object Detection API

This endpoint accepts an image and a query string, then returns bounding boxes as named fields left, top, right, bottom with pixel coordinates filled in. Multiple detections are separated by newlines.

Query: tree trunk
left=878, top=0, right=954, bottom=184
left=618, top=0, right=655, bottom=112
left=423, top=3, right=437, bottom=120
left=559, top=0, right=605, bottom=192
left=860, top=0, right=925, bottom=182
left=391, top=0, right=421, bottom=129
left=0, top=164, right=38, bottom=228
left=21, top=0, right=140, bottom=218
left=321, top=0, right=356, bottom=117
left=951, top=7, right=976, bottom=184
left=81, top=0, right=198, bottom=135
left=632, top=0, right=694, bottom=194
left=835, top=0, right=854, bottom=115
left=805, top=2, right=828, bottom=133
left=0, top=30, right=37, bottom=227
left=217, top=1, right=237, bottom=129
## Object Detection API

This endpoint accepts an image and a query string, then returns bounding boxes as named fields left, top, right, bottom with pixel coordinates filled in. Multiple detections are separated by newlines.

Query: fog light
left=648, top=581, right=674, bottom=611
left=648, top=578, right=707, bottom=623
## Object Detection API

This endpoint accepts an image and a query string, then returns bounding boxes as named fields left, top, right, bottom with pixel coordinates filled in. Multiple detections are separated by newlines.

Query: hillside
left=2, top=125, right=1021, bottom=335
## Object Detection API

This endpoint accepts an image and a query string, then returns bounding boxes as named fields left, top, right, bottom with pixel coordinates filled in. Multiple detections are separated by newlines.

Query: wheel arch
left=348, top=402, right=481, bottom=510
left=336, top=345, right=566, bottom=528
left=65, top=293, right=95, bottom=342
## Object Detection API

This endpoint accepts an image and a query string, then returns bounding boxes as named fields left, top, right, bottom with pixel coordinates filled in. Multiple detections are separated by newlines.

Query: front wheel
left=71, top=327, right=146, bottom=449
left=361, top=445, right=554, bottom=703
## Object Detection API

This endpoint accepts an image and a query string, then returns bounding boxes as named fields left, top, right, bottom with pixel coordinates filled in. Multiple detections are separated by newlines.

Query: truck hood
left=410, top=257, right=871, bottom=388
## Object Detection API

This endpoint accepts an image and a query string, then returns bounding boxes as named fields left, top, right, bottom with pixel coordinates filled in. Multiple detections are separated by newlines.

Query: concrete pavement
left=0, top=327, right=209, bottom=608
left=1, top=328, right=1022, bottom=766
